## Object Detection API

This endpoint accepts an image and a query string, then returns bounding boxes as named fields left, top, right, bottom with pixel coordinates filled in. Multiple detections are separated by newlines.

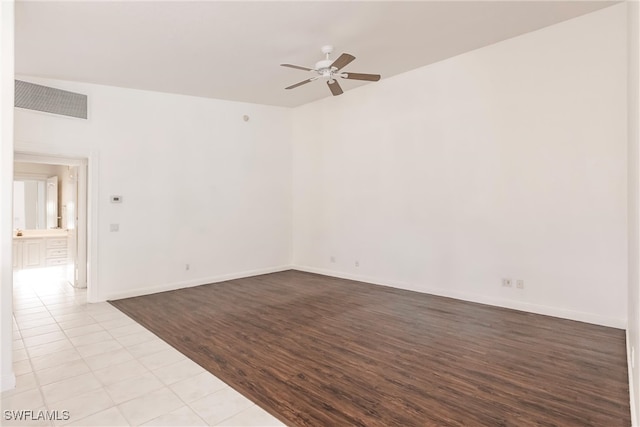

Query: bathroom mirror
left=13, top=175, right=58, bottom=230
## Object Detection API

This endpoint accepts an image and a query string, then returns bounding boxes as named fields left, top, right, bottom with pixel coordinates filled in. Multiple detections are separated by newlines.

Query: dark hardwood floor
left=110, top=270, right=630, bottom=426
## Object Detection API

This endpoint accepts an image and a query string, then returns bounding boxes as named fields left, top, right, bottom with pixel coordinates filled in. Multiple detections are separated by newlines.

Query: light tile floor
left=2, top=268, right=285, bottom=426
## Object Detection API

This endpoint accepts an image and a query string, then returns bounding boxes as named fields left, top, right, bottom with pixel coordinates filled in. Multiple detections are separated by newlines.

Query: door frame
left=14, top=145, right=99, bottom=302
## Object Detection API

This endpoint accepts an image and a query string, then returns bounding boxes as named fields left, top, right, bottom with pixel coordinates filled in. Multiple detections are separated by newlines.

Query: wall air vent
left=15, top=80, right=87, bottom=119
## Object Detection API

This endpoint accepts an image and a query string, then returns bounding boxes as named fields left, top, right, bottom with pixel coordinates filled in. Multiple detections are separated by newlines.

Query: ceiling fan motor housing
left=315, top=59, right=334, bottom=73
left=321, top=45, right=334, bottom=55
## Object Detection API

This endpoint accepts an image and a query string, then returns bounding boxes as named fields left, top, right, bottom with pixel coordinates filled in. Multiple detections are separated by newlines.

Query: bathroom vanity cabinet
left=13, top=231, right=68, bottom=270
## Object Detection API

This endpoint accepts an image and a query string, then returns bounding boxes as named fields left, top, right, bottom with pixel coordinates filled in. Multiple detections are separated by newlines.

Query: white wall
left=15, top=78, right=292, bottom=301
left=0, top=0, right=15, bottom=392
left=292, top=4, right=628, bottom=328
left=628, top=0, right=640, bottom=423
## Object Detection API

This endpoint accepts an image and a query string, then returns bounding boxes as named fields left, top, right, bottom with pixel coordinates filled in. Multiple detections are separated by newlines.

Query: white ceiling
left=15, top=1, right=617, bottom=108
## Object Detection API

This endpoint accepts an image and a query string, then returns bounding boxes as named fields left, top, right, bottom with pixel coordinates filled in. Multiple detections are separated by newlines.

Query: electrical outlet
left=502, top=278, right=512, bottom=287
left=185, top=264, right=190, bottom=271
left=355, top=261, right=360, bottom=267
left=330, top=256, right=336, bottom=263
left=516, top=280, right=524, bottom=289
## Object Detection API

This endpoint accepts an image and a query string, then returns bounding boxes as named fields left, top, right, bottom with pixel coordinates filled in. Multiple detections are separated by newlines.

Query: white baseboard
left=293, top=265, right=626, bottom=329
left=99, top=263, right=625, bottom=328
left=1, top=372, right=16, bottom=392
left=628, top=329, right=639, bottom=427
left=101, top=265, right=293, bottom=302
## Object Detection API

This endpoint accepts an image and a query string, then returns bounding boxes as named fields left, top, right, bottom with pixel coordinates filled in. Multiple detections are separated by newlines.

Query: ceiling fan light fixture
left=281, top=46, right=381, bottom=96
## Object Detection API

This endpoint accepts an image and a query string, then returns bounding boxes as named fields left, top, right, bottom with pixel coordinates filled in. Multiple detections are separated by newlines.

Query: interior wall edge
left=103, top=264, right=294, bottom=302
left=627, top=0, right=640, bottom=424
left=0, top=0, right=15, bottom=394
left=292, top=265, right=626, bottom=329
left=628, top=329, right=638, bottom=427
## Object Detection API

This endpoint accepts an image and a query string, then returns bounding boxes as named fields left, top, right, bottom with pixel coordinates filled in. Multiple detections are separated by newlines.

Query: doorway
left=12, top=153, right=88, bottom=290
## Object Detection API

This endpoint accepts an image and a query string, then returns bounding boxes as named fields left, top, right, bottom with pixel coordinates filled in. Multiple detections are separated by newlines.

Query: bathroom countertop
left=14, top=230, right=69, bottom=239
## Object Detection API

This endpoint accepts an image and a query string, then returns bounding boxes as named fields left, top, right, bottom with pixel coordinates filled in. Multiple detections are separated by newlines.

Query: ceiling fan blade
left=281, top=64, right=313, bottom=71
left=327, top=80, right=343, bottom=96
left=331, top=53, right=355, bottom=71
left=285, top=78, right=315, bottom=90
left=342, top=72, right=381, bottom=82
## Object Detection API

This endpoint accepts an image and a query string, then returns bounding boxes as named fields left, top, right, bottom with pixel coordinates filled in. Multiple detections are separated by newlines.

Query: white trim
left=0, top=373, right=16, bottom=393
left=86, top=152, right=98, bottom=303
left=102, top=265, right=293, bottom=302
left=76, top=160, right=88, bottom=290
left=14, top=172, right=50, bottom=181
left=0, top=0, right=16, bottom=396
left=14, top=141, right=99, bottom=303
left=14, top=153, right=86, bottom=166
left=628, top=329, right=638, bottom=427
left=293, top=265, right=626, bottom=329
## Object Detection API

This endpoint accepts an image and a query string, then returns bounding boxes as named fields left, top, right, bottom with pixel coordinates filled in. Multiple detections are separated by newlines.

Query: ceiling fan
left=281, top=45, right=381, bottom=96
